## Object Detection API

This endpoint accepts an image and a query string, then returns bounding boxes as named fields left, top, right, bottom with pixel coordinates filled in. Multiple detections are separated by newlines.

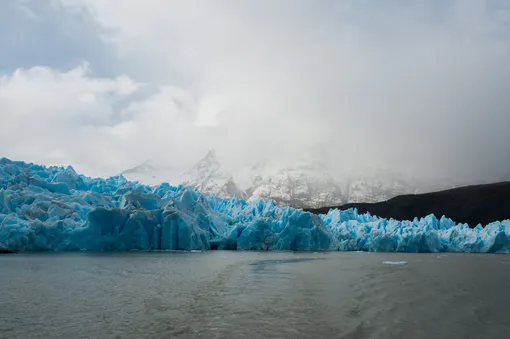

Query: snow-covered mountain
left=180, top=150, right=246, bottom=199
left=121, top=160, right=182, bottom=186
left=343, top=169, right=421, bottom=203
left=246, top=161, right=345, bottom=209
left=121, top=151, right=445, bottom=208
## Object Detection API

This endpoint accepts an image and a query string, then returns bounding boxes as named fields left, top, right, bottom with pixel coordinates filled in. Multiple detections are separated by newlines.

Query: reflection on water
left=0, top=252, right=509, bottom=339
left=249, top=257, right=327, bottom=265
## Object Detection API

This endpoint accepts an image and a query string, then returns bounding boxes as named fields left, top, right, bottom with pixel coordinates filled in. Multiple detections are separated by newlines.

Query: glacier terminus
left=1, top=158, right=509, bottom=253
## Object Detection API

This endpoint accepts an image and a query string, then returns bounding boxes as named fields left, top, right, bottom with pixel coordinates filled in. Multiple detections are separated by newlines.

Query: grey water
left=1, top=252, right=509, bottom=339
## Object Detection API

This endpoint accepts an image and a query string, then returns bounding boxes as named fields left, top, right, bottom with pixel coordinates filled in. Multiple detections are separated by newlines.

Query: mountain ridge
left=304, top=181, right=510, bottom=227
left=121, top=151, right=457, bottom=208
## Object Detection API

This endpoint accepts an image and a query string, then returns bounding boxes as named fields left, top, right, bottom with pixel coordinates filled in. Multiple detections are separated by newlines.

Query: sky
left=1, top=0, right=510, bottom=184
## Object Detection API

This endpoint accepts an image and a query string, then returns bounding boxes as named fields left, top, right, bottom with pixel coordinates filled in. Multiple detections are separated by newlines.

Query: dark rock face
left=305, top=182, right=510, bottom=227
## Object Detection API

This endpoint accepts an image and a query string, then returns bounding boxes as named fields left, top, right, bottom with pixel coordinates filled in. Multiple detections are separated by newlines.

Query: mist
left=1, top=0, right=509, bottom=185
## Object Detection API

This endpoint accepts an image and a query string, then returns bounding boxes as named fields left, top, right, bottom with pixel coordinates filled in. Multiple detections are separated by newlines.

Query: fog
left=1, top=0, right=509, bottom=185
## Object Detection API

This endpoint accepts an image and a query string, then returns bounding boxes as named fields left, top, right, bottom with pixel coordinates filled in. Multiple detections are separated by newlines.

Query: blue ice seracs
left=0, top=158, right=509, bottom=253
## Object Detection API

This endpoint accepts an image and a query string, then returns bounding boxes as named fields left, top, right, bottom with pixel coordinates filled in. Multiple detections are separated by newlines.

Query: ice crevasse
left=0, top=158, right=509, bottom=253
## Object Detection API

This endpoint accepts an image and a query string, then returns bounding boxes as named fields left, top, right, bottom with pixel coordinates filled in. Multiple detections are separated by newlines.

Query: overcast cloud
left=1, top=0, right=509, bottom=183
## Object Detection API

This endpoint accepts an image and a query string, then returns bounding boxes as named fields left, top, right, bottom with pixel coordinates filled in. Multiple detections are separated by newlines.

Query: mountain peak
left=121, top=159, right=156, bottom=175
left=181, top=150, right=245, bottom=199
left=205, top=149, right=217, bottom=160
left=185, top=149, right=221, bottom=175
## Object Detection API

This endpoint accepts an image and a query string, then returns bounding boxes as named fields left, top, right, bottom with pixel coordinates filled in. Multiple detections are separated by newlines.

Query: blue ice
left=0, top=158, right=509, bottom=253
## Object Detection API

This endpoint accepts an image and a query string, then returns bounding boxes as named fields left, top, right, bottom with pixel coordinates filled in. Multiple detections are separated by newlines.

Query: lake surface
left=1, top=251, right=509, bottom=339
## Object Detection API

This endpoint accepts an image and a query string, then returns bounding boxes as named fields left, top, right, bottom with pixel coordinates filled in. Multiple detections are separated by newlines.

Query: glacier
left=0, top=158, right=509, bottom=253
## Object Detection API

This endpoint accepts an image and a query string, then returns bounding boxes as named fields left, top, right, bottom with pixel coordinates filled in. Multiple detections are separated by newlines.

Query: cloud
left=0, top=64, right=139, bottom=174
left=0, top=63, right=216, bottom=177
left=0, top=0, right=118, bottom=76
left=1, top=0, right=510, bottom=183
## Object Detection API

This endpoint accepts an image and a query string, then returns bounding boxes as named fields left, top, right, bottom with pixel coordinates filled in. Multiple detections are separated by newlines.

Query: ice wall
left=0, top=158, right=509, bottom=253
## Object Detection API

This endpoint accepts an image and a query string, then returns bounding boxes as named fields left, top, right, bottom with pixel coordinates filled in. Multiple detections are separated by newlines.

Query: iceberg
left=0, top=158, right=509, bottom=253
